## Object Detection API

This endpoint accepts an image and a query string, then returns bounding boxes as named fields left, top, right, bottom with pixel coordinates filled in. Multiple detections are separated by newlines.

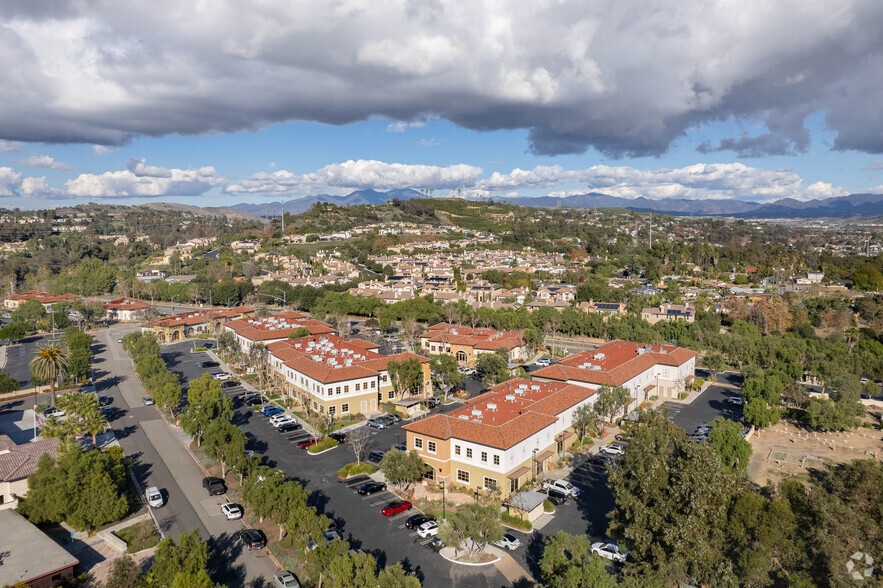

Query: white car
left=416, top=521, right=439, bottom=538
left=273, top=571, right=300, bottom=588
left=542, top=479, right=580, bottom=497
left=494, top=533, right=522, bottom=550
left=145, top=486, right=163, bottom=508
left=221, top=503, right=243, bottom=520
left=212, top=372, right=232, bottom=381
left=591, top=542, right=628, bottom=563
left=600, top=444, right=625, bottom=456
left=727, top=396, right=743, bottom=405
left=269, top=414, right=296, bottom=426
left=535, top=358, right=551, bottom=367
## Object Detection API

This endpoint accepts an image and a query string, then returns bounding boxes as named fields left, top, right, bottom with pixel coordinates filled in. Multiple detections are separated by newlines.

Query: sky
left=1, top=0, right=883, bottom=210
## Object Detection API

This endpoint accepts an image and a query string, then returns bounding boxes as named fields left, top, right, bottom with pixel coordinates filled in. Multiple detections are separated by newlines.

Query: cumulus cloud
left=65, top=161, right=222, bottom=198
left=0, top=167, right=63, bottom=198
left=0, top=140, right=23, bottom=153
left=0, top=1, right=881, bottom=156
left=225, top=159, right=482, bottom=195
left=477, top=162, right=845, bottom=201
left=14, top=154, right=73, bottom=170
left=418, top=138, right=441, bottom=147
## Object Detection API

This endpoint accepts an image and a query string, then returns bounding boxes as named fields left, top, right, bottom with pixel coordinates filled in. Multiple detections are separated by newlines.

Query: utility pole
left=281, top=200, right=285, bottom=235
left=649, top=214, right=652, bottom=249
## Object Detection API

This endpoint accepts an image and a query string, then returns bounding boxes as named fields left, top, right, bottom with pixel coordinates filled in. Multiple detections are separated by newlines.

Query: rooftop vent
left=458, top=414, right=469, bottom=420
left=471, top=409, right=483, bottom=417
left=530, top=385, right=540, bottom=391
left=505, top=394, right=516, bottom=402
left=514, top=388, right=525, bottom=396
left=593, top=353, right=605, bottom=360
left=637, top=348, right=645, bottom=355
left=486, top=403, right=497, bottom=411
left=591, top=365, right=602, bottom=371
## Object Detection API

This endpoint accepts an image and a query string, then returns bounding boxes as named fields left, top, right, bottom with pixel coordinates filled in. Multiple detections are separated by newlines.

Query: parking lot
left=160, top=341, right=508, bottom=587
left=659, top=371, right=744, bottom=436
left=3, top=332, right=66, bottom=387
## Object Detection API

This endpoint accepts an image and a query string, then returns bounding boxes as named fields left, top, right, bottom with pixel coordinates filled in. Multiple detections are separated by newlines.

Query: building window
left=484, top=477, right=498, bottom=490
left=371, top=380, right=376, bottom=388
left=341, top=403, right=349, bottom=414
left=454, top=445, right=461, bottom=455
left=336, top=387, right=341, bottom=395
left=312, top=400, right=318, bottom=410
left=355, top=383, right=360, bottom=391
left=457, top=469, right=470, bottom=483
left=456, top=350, right=467, bottom=362
left=344, top=385, right=349, bottom=393
left=415, top=438, right=423, bottom=449
left=388, top=390, right=395, bottom=400
left=493, top=454, right=500, bottom=465
left=510, top=478, right=517, bottom=493
left=427, top=441, right=437, bottom=453
left=481, top=451, right=487, bottom=462
left=466, top=448, right=473, bottom=459
left=382, top=375, right=387, bottom=383
left=328, top=406, right=336, bottom=416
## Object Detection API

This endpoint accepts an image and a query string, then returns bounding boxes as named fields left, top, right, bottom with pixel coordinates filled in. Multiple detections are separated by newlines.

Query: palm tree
left=29, top=343, right=71, bottom=407
left=846, top=327, right=860, bottom=354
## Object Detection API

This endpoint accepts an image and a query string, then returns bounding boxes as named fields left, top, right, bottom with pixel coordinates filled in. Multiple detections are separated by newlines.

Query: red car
left=381, top=500, right=412, bottom=517
left=297, top=437, right=321, bottom=449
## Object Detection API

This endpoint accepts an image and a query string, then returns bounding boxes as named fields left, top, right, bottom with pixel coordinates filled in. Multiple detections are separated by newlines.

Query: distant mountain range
left=228, top=189, right=883, bottom=219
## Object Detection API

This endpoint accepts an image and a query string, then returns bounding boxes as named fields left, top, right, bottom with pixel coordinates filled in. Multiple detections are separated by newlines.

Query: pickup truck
left=542, top=479, right=580, bottom=497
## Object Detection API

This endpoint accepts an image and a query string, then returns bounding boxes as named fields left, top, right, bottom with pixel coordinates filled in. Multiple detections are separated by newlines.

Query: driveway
left=659, top=371, right=744, bottom=435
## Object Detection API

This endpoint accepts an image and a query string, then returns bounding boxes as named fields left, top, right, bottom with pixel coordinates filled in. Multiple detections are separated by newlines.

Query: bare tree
left=331, top=312, right=350, bottom=338
left=443, top=303, right=461, bottom=326
left=544, top=314, right=561, bottom=357
left=349, top=426, right=371, bottom=465
left=401, top=316, right=423, bottom=352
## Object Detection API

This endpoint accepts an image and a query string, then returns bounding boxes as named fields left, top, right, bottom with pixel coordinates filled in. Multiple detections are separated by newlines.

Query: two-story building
left=577, top=300, right=628, bottom=318
left=402, top=378, right=598, bottom=497
left=266, top=334, right=432, bottom=417
left=223, top=311, right=335, bottom=352
left=2, top=291, right=79, bottom=312
left=419, top=323, right=529, bottom=364
left=532, top=339, right=697, bottom=402
left=640, top=304, right=696, bottom=325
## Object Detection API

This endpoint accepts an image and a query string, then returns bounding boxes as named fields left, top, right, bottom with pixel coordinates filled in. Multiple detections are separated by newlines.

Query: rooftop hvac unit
left=591, top=365, right=602, bottom=371
left=459, top=414, right=469, bottom=420
left=312, top=355, right=322, bottom=362
left=486, top=403, right=497, bottom=411
left=472, top=409, right=483, bottom=417
left=505, top=394, right=516, bottom=402
left=593, top=353, right=605, bottom=360
left=530, top=385, right=540, bottom=390
left=518, top=384, right=528, bottom=390
left=514, top=388, right=525, bottom=395
left=345, top=359, right=353, bottom=366
left=294, top=343, right=302, bottom=349
left=637, top=348, right=645, bottom=355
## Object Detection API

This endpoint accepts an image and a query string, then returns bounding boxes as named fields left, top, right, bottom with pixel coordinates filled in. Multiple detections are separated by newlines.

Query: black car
left=425, top=397, right=440, bottom=408
left=244, top=397, right=262, bottom=406
left=237, top=529, right=267, bottom=550
left=405, top=514, right=436, bottom=530
left=220, top=380, right=239, bottom=389
left=591, top=455, right=616, bottom=467
left=199, top=361, right=220, bottom=368
left=202, top=477, right=226, bottom=495
left=546, top=489, right=568, bottom=505
left=98, top=395, right=111, bottom=406
left=367, top=450, right=385, bottom=463
left=102, top=407, right=115, bottom=418
left=357, top=481, right=387, bottom=495
left=329, top=432, right=348, bottom=443
left=277, top=422, right=301, bottom=432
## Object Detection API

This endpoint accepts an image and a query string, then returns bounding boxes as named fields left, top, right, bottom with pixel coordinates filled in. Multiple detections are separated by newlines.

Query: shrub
left=191, top=347, right=207, bottom=353
left=308, top=437, right=339, bottom=454
left=337, top=462, right=377, bottom=478
left=0, top=372, right=20, bottom=394
left=501, top=511, right=532, bottom=531
left=543, top=499, right=555, bottom=512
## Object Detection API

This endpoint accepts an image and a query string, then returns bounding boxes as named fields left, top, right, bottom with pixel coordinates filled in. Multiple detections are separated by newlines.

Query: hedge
left=308, top=437, right=339, bottom=454
left=501, top=511, right=532, bottom=531
left=337, top=462, right=378, bottom=478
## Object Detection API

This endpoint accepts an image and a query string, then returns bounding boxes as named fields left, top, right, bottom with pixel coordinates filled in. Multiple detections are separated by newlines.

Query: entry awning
left=535, top=450, right=553, bottom=463
left=643, top=384, right=656, bottom=392
left=555, top=430, right=574, bottom=442
left=507, top=466, right=530, bottom=480
left=685, top=375, right=695, bottom=383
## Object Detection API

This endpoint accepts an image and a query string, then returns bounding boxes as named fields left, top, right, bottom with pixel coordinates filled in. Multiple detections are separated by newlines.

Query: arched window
left=456, top=351, right=467, bottom=362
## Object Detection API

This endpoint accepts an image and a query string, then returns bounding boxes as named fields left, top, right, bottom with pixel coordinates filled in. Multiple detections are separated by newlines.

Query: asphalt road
left=659, top=371, right=745, bottom=436
left=3, top=332, right=66, bottom=387
left=92, top=327, right=278, bottom=588
left=161, top=341, right=510, bottom=588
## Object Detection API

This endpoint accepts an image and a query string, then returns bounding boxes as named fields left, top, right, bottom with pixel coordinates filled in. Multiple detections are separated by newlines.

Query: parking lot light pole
left=440, top=479, right=446, bottom=522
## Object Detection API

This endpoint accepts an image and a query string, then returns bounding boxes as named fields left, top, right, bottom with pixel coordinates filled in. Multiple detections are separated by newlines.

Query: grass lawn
left=114, top=520, right=161, bottom=553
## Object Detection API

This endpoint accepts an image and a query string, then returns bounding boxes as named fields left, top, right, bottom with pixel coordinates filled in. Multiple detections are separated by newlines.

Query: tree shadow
left=207, top=531, right=249, bottom=588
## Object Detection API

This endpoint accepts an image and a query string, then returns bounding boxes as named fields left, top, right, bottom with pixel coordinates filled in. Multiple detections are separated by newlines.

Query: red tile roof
left=105, top=297, right=150, bottom=311
left=224, top=311, right=334, bottom=341
left=267, top=335, right=428, bottom=384
left=403, top=378, right=596, bottom=449
left=0, top=437, right=59, bottom=482
left=145, top=307, right=254, bottom=328
left=421, top=323, right=525, bottom=351
left=532, top=340, right=696, bottom=386
left=6, top=291, right=79, bottom=305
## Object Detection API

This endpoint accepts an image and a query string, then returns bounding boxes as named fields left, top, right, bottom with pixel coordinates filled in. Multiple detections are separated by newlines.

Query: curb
left=307, top=444, right=338, bottom=456
left=439, top=547, right=501, bottom=567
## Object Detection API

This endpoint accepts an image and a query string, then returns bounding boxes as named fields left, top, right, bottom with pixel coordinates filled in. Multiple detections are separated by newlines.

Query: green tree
left=595, top=385, right=631, bottom=424
left=154, top=380, right=183, bottom=411
left=430, top=353, right=464, bottom=402
left=0, top=322, right=30, bottom=340
left=378, top=450, right=429, bottom=493
left=572, top=404, right=601, bottom=440
left=29, top=342, right=71, bottom=407
left=386, top=358, right=423, bottom=401
left=707, top=417, right=752, bottom=471
left=376, top=563, right=421, bottom=588
left=288, top=326, right=312, bottom=339
left=538, top=531, right=617, bottom=588
left=701, top=351, right=726, bottom=380
left=151, top=530, right=219, bottom=588
left=475, top=352, right=508, bottom=388
left=743, top=397, right=780, bottom=429
left=12, top=298, right=46, bottom=329
left=608, top=410, right=739, bottom=585
left=437, top=503, right=504, bottom=557
left=104, top=554, right=141, bottom=588
left=0, top=372, right=20, bottom=394
left=179, top=374, right=233, bottom=446
left=56, top=390, right=108, bottom=449
left=216, top=330, right=236, bottom=352
left=203, top=420, right=246, bottom=478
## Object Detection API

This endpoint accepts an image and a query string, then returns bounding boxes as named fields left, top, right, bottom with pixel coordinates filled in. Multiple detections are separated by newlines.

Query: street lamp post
left=257, top=290, right=286, bottom=310
left=440, top=479, right=446, bottom=522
